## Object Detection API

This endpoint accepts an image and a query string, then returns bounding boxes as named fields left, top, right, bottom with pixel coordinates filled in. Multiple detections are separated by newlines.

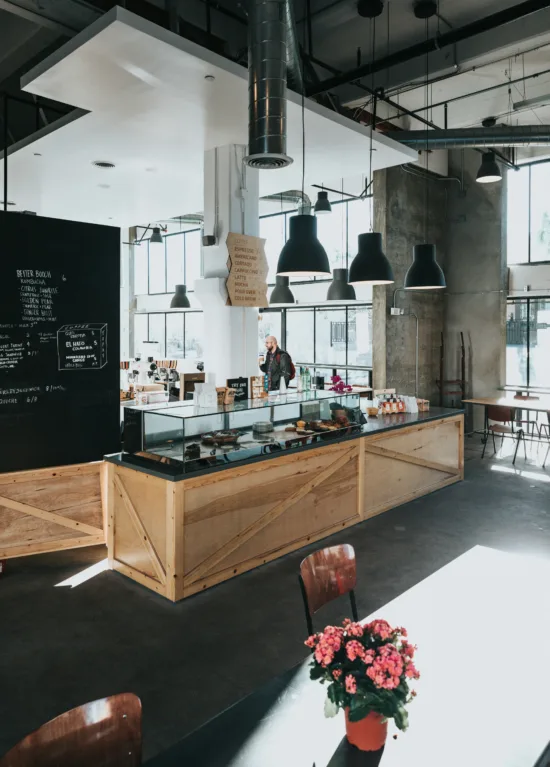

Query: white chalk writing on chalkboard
left=0, top=383, right=66, bottom=407
left=57, top=323, right=108, bottom=370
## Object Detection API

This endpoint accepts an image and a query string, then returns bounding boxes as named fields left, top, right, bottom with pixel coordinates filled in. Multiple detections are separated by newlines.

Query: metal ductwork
left=245, top=0, right=293, bottom=169
left=385, top=126, right=550, bottom=149
left=261, top=189, right=311, bottom=210
left=283, top=0, right=303, bottom=95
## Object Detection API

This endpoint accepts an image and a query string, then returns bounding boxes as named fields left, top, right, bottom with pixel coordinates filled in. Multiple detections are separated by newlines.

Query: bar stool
left=299, top=544, right=358, bottom=636
left=481, top=406, right=526, bottom=465
left=0, top=693, right=142, bottom=767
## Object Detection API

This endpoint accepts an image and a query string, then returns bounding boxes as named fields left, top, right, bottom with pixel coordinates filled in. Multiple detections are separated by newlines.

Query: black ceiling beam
left=306, top=0, right=550, bottom=96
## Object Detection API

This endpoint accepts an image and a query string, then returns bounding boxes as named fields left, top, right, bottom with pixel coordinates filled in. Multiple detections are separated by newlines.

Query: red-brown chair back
left=487, top=406, right=515, bottom=423
left=0, top=693, right=142, bottom=767
left=300, top=544, right=357, bottom=618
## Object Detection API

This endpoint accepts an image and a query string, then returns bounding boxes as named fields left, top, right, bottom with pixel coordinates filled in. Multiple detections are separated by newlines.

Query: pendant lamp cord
left=301, top=0, right=306, bottom=208
left=424, top=17, right=429, bottom=245
left=368, top=16, right=376, bottom=232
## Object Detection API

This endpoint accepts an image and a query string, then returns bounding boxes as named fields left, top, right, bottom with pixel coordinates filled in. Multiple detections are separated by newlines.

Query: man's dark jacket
left=260, top=347, right=291, bottom=391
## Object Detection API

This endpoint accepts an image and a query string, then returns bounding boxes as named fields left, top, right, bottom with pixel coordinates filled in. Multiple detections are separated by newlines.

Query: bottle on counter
left=397, top=397, right=405, bottom=413
left=297, top=367, right=304, bottom=393
left=279, top=375, right=287, bottom=395
left=391, top=395, right=398, bottom=414
left=304, top=367, right=311, bottom=392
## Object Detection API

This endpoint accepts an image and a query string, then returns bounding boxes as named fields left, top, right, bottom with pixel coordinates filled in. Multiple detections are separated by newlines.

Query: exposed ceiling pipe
left=261, top=189, right=312, bottom=210
left=283, top=0, right=304, bottom=94
left=306, top=0, right=550, bottom=96
left=245, top=0, right=293, bottom=169
left=385, top=126, right=550, bottom=148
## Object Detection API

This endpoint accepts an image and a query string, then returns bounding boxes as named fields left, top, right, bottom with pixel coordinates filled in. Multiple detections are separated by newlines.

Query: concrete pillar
left=194, top=145, right=260, bottom=386
left=373, top=164, right=447, bottom=401
left=443, top=149, right=507, bottom=431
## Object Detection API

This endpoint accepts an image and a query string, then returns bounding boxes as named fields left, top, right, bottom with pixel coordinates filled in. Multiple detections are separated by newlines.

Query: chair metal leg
left=513, top=431, right=523, bottom=465
left=299, top=576, right=314, bottom=637
left=543, top=444, right=550, bottom=469
left=523, top=431, right=527, bottom=460
left=492, top=430, right=497, bottom=455
left=349, top=589, right=359, bottom=622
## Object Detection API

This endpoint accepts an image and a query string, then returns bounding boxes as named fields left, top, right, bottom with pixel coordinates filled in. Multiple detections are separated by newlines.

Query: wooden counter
left=105, top=410, right=464, bottom=601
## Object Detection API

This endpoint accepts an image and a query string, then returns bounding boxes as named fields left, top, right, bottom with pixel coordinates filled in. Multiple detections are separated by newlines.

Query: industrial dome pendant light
left=350, top=233, right=394, bottom=285
left=404, top=244, right=446, bottom=290
left=170, top=284, right=191, bottom=308
left=150, top=226, right=164, bottom=244
left=476, top=151, right=502, bottom=183
left=270, top=276, right=295, bottom=305
left=327, top=268, right=357, bottom=300
left=314, top=190, right=332, bottom=215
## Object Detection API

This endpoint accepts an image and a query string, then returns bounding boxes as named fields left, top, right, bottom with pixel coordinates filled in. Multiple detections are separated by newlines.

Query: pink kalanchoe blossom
left=333, top=669, right=343, bottom=680
left=345, top=622, right=364, bottom=638
left=345, top=640, right=365, bottom=661
left=304, top=635, right=317, bottom=648
left=367, top=619, right=393, bottom=640
left=363, top=649, right=375, bottom=665
left=405, top=662, right=420, bottom=680
left=400, top=640, right=416, bottom=659
left=345, top=674, right=357, bottom=694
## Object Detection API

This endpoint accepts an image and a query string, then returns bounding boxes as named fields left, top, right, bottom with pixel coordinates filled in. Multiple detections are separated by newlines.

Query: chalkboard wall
left=0, top=211, right=120, bottom=472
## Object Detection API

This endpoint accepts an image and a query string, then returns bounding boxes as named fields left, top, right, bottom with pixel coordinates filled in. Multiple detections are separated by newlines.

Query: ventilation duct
left=245, top=0, right=293, bottom=169
left=385, top=125, right=550, bottom=149
left=283, top=0, right=303, bottom=95
left=261, top=189, right=312, bottom=212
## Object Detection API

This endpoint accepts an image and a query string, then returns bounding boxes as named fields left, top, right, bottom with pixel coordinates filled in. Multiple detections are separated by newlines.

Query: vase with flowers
left=305, top=618, right=419, bottom=762
left=329, top=375, right=353, bottom=394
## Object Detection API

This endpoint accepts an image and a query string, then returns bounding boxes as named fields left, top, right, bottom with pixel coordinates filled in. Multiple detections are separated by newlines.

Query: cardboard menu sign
left=226, top=377, right=248, bottom=401
left=226, top=232, right=268, bottom=308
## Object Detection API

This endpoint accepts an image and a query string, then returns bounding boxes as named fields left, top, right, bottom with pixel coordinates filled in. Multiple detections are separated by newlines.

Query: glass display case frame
left=123, top=391, right=363, bottom=476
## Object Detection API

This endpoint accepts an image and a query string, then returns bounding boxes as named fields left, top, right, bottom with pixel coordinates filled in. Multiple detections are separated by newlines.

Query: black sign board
left=0, top=211, right=120, bottom=472
left=226, top=377, right=249, bottom=402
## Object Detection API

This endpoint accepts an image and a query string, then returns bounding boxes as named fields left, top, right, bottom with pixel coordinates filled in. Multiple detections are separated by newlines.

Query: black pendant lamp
left=349, top=233, right=394, bottom=285
left=476, top=152, right=502, bottom=183
left=170, top=284, right=191, bottom=308
left=150, top=226, right=164, bottom=244
left=314, top=190, right=332, bottom=215
left=276, top=214, right=331, bottom=277
left=270, top=275, right=295, bottom=304
left=404, top=244, right=446, bottom=290
left=327, top=268, right=356, bottom=300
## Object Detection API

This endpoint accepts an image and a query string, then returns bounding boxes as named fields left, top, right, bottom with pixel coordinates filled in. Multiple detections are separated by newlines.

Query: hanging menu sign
left=226, top=232, right=268, bottom=308
left=0, top=211, right=120, bottom=472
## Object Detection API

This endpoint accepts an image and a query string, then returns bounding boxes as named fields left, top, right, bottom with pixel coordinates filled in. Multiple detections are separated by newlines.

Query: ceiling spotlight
left=357, top=0, right=384, bottom=17
left=204, top=74, right=215, bottom=81
left=413, top=0, right=437, bottom=19
left=92, top=160, right=115, bottom=169
left=476, top=152, right=502, bottom=184
left=314, top=190, right=332, bottom=215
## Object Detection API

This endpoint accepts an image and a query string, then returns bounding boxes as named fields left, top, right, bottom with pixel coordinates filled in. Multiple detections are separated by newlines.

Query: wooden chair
left=299, top=544, right=358, bottom=636
left=481, top=405, right=526, bottom=465
left=0, top=693, right=142, bottom=767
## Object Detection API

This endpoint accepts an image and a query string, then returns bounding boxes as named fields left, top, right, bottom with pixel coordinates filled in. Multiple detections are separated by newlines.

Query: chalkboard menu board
left=0, top=211, right=120, bottom=472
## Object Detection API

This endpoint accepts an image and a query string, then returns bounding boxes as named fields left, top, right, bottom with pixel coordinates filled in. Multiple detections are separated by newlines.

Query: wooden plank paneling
left=0, top=462, right=105, bottom=559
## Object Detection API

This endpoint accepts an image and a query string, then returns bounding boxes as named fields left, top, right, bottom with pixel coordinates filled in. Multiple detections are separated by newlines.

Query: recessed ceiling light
left=145, top=167, right=157, bottom=172
left=98, top=183, right=111, bottom=189
left=92, top=160, right=115, bottom=169
left=205, top=74, right=215, bottom=81
left=33, top=152, right=42, bottom=156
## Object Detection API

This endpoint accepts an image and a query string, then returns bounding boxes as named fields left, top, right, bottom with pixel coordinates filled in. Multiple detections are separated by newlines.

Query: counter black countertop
left=105, top=407, right=463, bottom=482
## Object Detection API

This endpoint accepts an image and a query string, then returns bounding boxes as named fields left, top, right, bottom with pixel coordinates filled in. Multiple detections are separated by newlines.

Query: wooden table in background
left=463, top=396, right=550, bottom=414
left=146, top=546, right=550, bottom=767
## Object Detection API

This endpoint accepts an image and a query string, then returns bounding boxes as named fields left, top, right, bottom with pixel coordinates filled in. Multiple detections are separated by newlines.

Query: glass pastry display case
left=122, top=391, right=363, bottom=476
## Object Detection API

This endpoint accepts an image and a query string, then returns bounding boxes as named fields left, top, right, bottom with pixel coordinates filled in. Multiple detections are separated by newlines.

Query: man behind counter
left=259, top=336, right=293, bottom=391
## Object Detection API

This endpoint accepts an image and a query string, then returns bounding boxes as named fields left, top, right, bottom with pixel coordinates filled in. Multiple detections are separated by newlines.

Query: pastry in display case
left=122, top=391, right=363, bottom=476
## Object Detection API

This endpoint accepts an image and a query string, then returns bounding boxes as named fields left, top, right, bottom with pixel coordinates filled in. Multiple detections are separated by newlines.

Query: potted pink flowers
left=305, top=618, right=419, bottom=759
left=329, top=375, right=353, bottom=394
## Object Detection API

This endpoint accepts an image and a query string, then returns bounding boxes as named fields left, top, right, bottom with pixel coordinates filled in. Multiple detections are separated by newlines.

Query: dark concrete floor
left=1, top=436, right=549, bottom=762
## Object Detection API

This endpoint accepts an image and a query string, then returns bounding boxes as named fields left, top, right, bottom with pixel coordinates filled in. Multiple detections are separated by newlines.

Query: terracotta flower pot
left=345, top=709, right=387, bottom=761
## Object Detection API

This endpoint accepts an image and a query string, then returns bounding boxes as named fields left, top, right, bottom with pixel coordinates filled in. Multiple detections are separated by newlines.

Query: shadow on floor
left=1, top=442, right=549, bottom=760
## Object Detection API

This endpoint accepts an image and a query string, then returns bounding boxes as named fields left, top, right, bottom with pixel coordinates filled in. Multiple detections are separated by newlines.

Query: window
left=260, top=304, right=372, bottom=385
left=507, top=162, right=550, bottom=264
left=133, top=312, right=203, bottom=360
left=133, top=229, right=202, bottom=295
left=506, top=298, right=550, bottom=387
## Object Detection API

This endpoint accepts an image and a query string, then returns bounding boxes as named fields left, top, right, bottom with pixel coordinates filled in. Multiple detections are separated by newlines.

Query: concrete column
left=194, top=145, right=260, bottom=386
left=444, top=149, right=507, bottom=431
left=373, top=164, right=447, bottom=401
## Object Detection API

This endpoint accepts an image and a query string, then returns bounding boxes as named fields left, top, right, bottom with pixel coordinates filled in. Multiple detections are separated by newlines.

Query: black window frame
left=137, top=310, right=203, bottom=359
left=508, top=159, right=550, bottom=265
left=139, top=227, right=202, bottom=296
left=506, top=296, right=550, bottom=390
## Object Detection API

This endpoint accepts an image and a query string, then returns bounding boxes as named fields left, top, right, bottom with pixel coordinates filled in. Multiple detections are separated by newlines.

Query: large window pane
left=529, top=299, right=550, bottom=386
left=148, top=240, right=166, bottom=293
left=286, top=308, right=314, bottom=362
left=506, top=300, right=528, bottom=386
left=315, top=308, right=347, bottom=366
left=258, top=311, right=282, bottom=353
left=185, top=312, right=203, bottom=359
left=148, top=313, right=166, bottom=358
left=166, top=313, right=184, bottom=358
left=347, top=305, right=372, bottom=368
left=529, top=165, right=550, bottom=263
left=185, top=230, right=202, bottom=290
left=134, top=244, right=148, bottom=295
left=507, top=166, right=529, bottom=265
left=260, top=213, right=286, bottom=284
left=133, top=313, right=148, bottom=357
left=166, top=233, right=184, bottom=293
left=317, top=201, right=346, bottom=273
